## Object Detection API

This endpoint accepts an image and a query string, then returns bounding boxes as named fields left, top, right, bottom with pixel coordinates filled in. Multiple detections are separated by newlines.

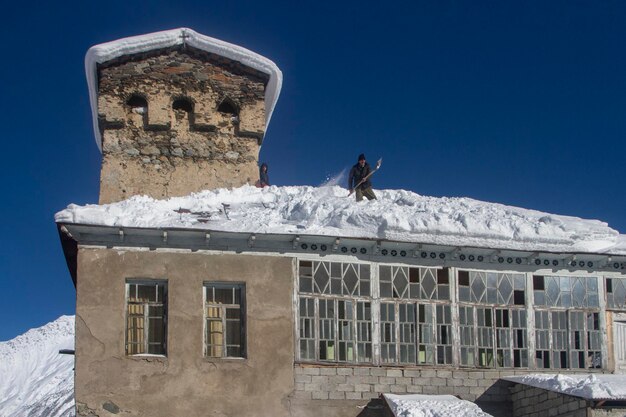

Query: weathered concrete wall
left=75, top=248, right=293, bottom=417
left=97, top=47, right=268, bottom=203
left=510, top=384, right=588, bottom=417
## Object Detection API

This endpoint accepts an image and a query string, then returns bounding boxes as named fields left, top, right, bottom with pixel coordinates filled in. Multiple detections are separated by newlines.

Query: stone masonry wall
left=510, top=384, right=588, bottom=417
left=97, top=47, right=269, bottom=203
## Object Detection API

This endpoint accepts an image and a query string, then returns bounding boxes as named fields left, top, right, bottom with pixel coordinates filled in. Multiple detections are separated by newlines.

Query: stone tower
left=86, top=28, right=282, bottom=204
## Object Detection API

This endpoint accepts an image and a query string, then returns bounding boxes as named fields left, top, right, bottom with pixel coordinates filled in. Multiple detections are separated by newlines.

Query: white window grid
left=606, top=277, right=626, bottom=310
left=379, top=265, right=450, bottom=301
left=533, top=275, right=599, bottom=308
left=299, top=260, right=370, bottom=297
left=295, top=259, right=611, bottom=369
left=458, top=271, right=525, bottom=305
left=300, top=295, right=372, bottom=363
left=535, top=308, right=601, bottom=369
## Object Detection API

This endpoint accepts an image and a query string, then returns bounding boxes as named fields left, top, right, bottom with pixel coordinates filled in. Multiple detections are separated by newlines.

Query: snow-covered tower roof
left=85, top=27, right=283, bottom=151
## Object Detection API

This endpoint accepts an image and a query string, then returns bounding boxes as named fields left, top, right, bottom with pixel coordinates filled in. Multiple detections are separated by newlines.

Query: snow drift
left=504, top=374, right=626, bottom=400
left=383, top=393, right=493, bottom=417
left=55, top=185, right=626, bottom=255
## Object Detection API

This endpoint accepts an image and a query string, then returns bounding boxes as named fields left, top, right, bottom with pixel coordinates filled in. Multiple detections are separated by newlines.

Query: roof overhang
left=85, top=27, right=283, bottom=151
left=57, top=222, right=626, bottom=285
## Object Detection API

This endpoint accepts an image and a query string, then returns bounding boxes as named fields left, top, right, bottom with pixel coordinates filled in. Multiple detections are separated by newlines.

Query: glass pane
left=300, top=277, right=313, bottom=293
left=148, top=318, right=163, bottom=343
left=380, top=266, right=392, bottom=283
left=344, top=265, right=359, bottom=294
left=226, top=320, right=241, bottom=345
left=215, top=287, right=233, bottom=304
left=381, top=282, right=392, bottom=298
left=226, top=346, right=241, bottom=357
left=299, top=260, right=313, bottom=276
left=137, top=284, right=157, bottom=302
left=226, top=307, right=240, bottom=319
left=149, top=305, right=163, bottom=317
left=314, top=264, right=330, bottom=293
left=421, top=270, right=436, bottom=299
left=148, top=344, right=165, bottom=355
left=393, top=269, right=408, bottom=298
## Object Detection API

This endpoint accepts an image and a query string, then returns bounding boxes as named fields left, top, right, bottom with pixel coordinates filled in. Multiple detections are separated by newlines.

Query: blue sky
left=1, top=1, right=625, bottom=340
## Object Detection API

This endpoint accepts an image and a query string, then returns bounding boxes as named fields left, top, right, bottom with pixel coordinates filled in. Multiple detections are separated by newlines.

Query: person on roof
left=348, top=154, right=376, bottom=201
left=256, top=162, right=270, bottom=188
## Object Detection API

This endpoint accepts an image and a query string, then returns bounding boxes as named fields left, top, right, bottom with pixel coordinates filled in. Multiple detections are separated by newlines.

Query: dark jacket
left=348, top=162, right=372, bottom=190
left=259, top=163, right=270, bottom=187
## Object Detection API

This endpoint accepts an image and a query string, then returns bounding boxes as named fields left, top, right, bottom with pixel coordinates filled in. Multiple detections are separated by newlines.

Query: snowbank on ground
left=503, top=374, right=626, bottom=400
left=0, top=316, right=75, bottom=417
left=382, top=394, right=493, bottom=417
left=55, top=185, right=626, bottom=255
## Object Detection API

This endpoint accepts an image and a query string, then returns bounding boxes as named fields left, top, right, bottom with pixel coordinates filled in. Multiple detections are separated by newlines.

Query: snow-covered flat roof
left=85, top=28, right=283, bottom=151
left=382, top=394, right=493, bottom=417
left=503, top=374, right=626, bottom=401
left=55, top=185, right=626, bottom=256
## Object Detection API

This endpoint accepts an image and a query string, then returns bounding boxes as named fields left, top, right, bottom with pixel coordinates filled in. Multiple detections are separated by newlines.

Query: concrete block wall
left=510, top=384, right=588, bottom=417
left=293, top=365, right=516, bottom=403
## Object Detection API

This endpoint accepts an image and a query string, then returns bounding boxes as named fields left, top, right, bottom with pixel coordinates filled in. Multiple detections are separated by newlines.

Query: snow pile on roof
left=503, top=374, right=626, bottom=400
left=55, top=185, right=626, bottom=255
left=382, top=394, right=493, bottom=417
left=0, top=316, right=75, bottom=417
left=85, top=27, right=282, bottom=151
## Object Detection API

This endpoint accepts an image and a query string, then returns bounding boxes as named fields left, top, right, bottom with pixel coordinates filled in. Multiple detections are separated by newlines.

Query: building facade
left=57, top=29, right=626, bottom=417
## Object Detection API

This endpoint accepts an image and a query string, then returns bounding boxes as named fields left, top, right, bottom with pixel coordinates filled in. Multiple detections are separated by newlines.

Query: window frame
left=203, top=282, right=247, bottom=359
left=295, top=258, right=611, bottom=370
left=124, top=279, right=168, bottom=356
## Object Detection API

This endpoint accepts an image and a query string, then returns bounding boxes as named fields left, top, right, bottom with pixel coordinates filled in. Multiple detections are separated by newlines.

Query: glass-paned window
left=299, top=297, right=315, bottom=360
left=534, top=309, right=600, bottom=369
left=569, top=311, right=602, bottom=369
left=458, top=271, right=525, bottom=305
left=606, top=277, right=626, bottom=310
left=356, top=302, right=372, bottom=362
left=204, top=283, right=245, bottom=358
left=379, top=302, right=450, bottom=365
left=417, top=304, right=435, bottom=364
left=126, top=280, right=167, bottom=355
left=300, top=260, right=370, bottom=296
left=298, top=260, right=372, bottom=363
left=459, top=305, right=475, bottom=366
left=495, top=309, right=528, bottom=368
left=380, top=302, right=397, bottom=363
left=380, top=265, right=450, bottom=301
left=533, top=275, right=599, bottom=308
left=477, top=307, right=494, bottom=367
left=316, top=298, right=371, bottom=363
left=460, top=305, right=526, bottom=368
left=399, top=303, right=417, bottom=363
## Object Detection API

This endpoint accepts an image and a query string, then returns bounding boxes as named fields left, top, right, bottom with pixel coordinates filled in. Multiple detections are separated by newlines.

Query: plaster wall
left=75, top=248, right=294, bottom=417
left=96, top=48, right=268, bottom=203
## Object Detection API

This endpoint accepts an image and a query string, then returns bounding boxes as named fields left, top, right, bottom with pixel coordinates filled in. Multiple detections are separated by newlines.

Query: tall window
left=298, top=260, right=372, bottom=363
left=457, top=270, right=527, bottom=368
left=533, top=275, right=601, bottom=369
left=204, top=283, right=246, bottom=358
left=125, top=280, right=167, bottom=355
left=379, top=265, right=452, bottom=365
